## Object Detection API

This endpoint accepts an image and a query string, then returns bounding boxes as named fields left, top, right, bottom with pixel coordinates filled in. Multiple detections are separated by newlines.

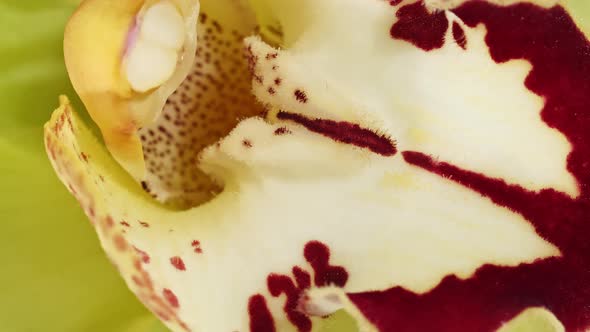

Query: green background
left=0, top=0, right=588, bottom=331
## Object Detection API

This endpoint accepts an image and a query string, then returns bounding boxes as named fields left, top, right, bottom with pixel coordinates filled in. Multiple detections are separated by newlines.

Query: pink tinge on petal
left=343, top=2, right=590, bottom=332
left=123, top=16, right=140, bottom=58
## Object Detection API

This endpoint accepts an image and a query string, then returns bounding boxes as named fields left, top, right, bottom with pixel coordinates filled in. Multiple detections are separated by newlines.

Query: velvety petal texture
left=44, top=0, right=590, bottom=331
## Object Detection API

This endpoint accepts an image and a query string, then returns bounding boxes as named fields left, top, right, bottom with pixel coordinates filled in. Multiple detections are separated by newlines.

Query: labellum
left=45, top=0, right=590, bottom=331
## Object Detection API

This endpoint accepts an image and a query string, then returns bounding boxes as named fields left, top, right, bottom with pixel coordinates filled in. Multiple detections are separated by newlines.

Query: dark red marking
left=274, top=127, right=292, bottom=135
left=133, top=246, right=151, bottom=264
left=294, top=89, right=308, bottom=103
left=262, top=241, right=348, bottom=332
left=141, top=181, right=151, bottom=193
left=390, top=0, right=402, bottom=6
left=390, top=1, right=448, bottom=51
left=304, top=241, right=348, bottom=287
left=277, top=111, right=397, bottom=156
left=163, top=288, right=180, bottom=308
left=452, top=22, right=467, bottom=49
left=120, top=221, right=131, bottom=228
left=268, top=87, right=276, bottom=95
left=113, top=235, right=128, bottom=252
left=170, top=256, right=186, bottom=271
left=248, top=295, right=276, bottom=332
left=191, top=240, right=203, bottom=254
left=139, top=221, right=150, bottom=228
left=243, top=139, right=253, bottom=148
left=268, top=274, right=312, bottom=332
left=349, top=3, right=590, bottom=332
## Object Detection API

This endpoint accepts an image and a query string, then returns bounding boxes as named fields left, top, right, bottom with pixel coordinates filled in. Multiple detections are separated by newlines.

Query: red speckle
left=87, top=206, right=95, bottom=218
left=155, top=310, right=171, bottom=322
left=390, top=0, right=402, bottom=6
left=266, top=52, right=278, bottom=60
left=134, top=246, right=151, bottom=264
left=391, top=1, right=448, bottom=51
left=243, top=139, right=253, bottom=148
left=105, top=216, right=115, bottom=228
left=139, top=221, right=150, bottom=228
left=294, top=89, right=308, bottom=103
left=248, top=295, right=276, bottom=332
left=163, top=288, right=180, bottom=308
left=170, top=256, right=186, bottom=271
left=274, top=78, right=282, bottom=86
left=132, top=275, right=144, bottom=288
left=277, top=112, right=397, bottom=156
left=268, top=87, right=276, bottom=95
left=120, top=221, right=131, bottom=227
left=452, top=22, right=467, bottom=50
left=304, top=241, right=348, bottom=287
left=113, top=235, right=128, bottom=252
left=274, top=127, right=292, bottom=135
left=191, top=240, right=203, bottom=254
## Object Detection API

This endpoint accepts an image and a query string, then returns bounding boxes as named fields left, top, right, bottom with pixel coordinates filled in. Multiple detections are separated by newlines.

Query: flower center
left=135, top=1, right=274, bottom=208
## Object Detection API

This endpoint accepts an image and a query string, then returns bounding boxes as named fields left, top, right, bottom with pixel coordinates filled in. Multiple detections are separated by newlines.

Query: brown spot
left=294, top=90, right=308, bottom=103
left=274, top=127, right=292, bottom=135
left=243, top=139, right=253, bottom=148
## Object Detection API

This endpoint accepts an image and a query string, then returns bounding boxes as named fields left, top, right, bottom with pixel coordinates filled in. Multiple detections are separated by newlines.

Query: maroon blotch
left=452, top=22, right=467, bottom=49
left=277, top=111, right=397, bottom=156
left=268, top=273, right=312, bottom=332
left=348, top=3, right=590, bottom=332
left=304, top=241, right=348, bottom=287
left=248, top=295, right=277, bottom=332
left=390, top=1, right=448, bottom=51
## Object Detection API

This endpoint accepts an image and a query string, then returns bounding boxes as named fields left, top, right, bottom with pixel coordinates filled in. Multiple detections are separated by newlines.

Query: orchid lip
left=48, top=0, right=590, bottom=332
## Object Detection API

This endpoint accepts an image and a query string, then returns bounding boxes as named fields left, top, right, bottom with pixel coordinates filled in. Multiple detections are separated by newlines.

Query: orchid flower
left=33, top=0, right=590, bottom=331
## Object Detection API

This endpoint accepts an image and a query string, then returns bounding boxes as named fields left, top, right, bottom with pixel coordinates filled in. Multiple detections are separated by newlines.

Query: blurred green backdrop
left=0, top=0, right=589, bottom=331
